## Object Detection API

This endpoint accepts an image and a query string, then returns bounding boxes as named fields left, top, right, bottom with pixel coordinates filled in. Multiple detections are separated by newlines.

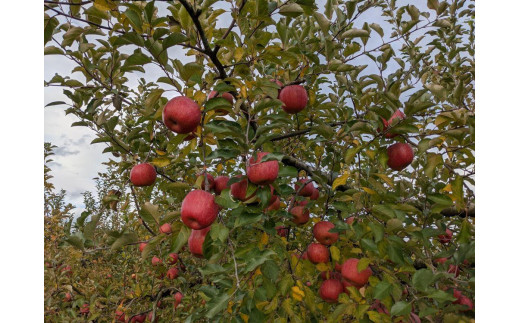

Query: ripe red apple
left=301, top=251, right=309, bottom=260
left=146, top=311, right=156, bottom=322
left=246, top=152, right=279, bottom=185
left=115, top=310, right=126, bottom=322
left=276, top=226, right=289, bottom=237
left=166, top=267, right=179, bottom=280
left=63, top=292, right=72, bottom=302
left=209, top=90, right=234, bottom=104
left=131, top=273, right=137, bottom=279
left=295, top=179, right=315, bottom=197
left=188, top=226, right=211, bottom=257
left=61, top=265, right=72, bottom=276
left=129, top=314, right=146, bottom=323
left=341, top=278, right=360, bottom=294
left=167, top=253, right=178, bottom=265
left=279, top=85, right=308, bottom=114
left=341, top=258, right=373, bottom=286
left=345, top=217, right=356, bottom=225
left=381, top=109, right=405, bottom=138
left=310, top=188, right=319, bottom=200
left=435, top=257, right=448, bottom=265
left=79, top=303, right=89, bottom=315
left=197, top=173, right=215, bottom=191
left=159, top=223, right=172, bottom=235
left=151, top=256, right=162, bottom=266
left=139, top=242, right=147, bottom=253
left=266, top=195, right=281, bottom=211
left=271, top=79, right=284, bottom=88
left=130, top=163, right=157, bottom=187
left=307, top=243, right=330, bottom=264
left=319, top=279, right=343, bottom=303
left=174, top=292, right=183, bottom=309
left=290, top=206, right=310, bottom=225
left=438, top=228, right=453, bottom=244
left=162, top=96, right=201, bottom=134
left=230, top=176, right=257, bottom=201
left=387, top=143, right=414, bottom=171
left=453, top=289, right=473, bottom=311
left=213, top=176, right=230, bottom=195
left=181, top=190, right=219, bottom=230
left=448, top=264, right=460, bottom=277
left=319, top=271, right=342, bottom=281
left=313, top=221, right=339, bottom=245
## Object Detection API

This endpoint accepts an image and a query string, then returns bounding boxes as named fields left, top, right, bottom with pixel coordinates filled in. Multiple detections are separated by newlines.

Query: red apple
left=438, top=228, right=453, bottom=244
left=159, top=223, right=172, bottom=235
left=341, top=278, right=359, bottom=294
left=129, top=314, right=146, bottom=323
left=313, top=221, right=339, bottom=245
left=63, top=292, right=72, bottom=302
left=453, top=289, right=473, bottom=311
left=341, top=258, right=373, bottom=286
left=181, top=190, right=219, bottom=230
left=276, top=226, right=289, bottom=237
left=310, top=188, right=319, bottom=200
left=381, top=109, right=405, bottom=138
left=307, top=243, right=330, bottom=264
left=166, top=267, right=179, bottom=280
left=167, top=253, right=178, bottom=265
left=61, top=265, right=72, bottom=276
left=230, top=176, right=257, bottom=201
left=213, top=176, right=230, bottom=195
left=345, top=217, right=356, bottom=225
left=147, top=311, right=156, bottom=322
left=197, top=173, right=215, bottom=191
left=139, top=242, right=147, bottom=253
left=319, top=279, right=343, bottom=303
left=448, top=264, right=460, bottom=277
left=174, top=292, right=183, bottom=309
left=301, top=251, right=309, bottom=260
left=279, top=85, right=308, bottom=114
left=209, top=90, right=234, bottom=105
left=387, top=143, right=414, bottom=171
left=184, top=133, right=196, bottom=141
left=115, top=310, right=126, bottom=322
left=435, top=257, right=448, bottom=265
left=79, top=303, right=89, bottom=315
left=266, top=195, right=281, bottom=211
left=319, top=271, right=342, bottom=280
left=130, top=163, right=157, bottom=187
left=271, top=79, right=284, bottom=88
left=151, top=256, right=162, bottom=266
left=188, top=226, right=211, bottom=257
left=290, top=206, right=310, bottom=225
left=162, top=96, right=201, bottom=134
left=295, top=179, right=315, bottom=197
left=246, top=152, right=279, bottom=185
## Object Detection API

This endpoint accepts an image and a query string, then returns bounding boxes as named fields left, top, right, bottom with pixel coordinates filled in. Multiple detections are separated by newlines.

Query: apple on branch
left=130, top=163, right=157, bottom=187
left=162, top=96, right=201, bottom=134
left=181, top=190, right=219, bottom=230
left=279, top=85, right=308, bottom=114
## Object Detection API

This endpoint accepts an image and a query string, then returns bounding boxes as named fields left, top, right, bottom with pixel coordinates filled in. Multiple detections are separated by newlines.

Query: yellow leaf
left=258, top=232, right=269, bottom=248
left=308, top=88, right=316, bottom=105
left=234, top=47, right=245, bottom=61
left=332, top=171, right=349, bottom=190
left=150, top=157, right=170, bottom=167
left=155, top=150, right=167, bottom=156
left=291, top=286, right=305, bottom=301
left=316, top=263, right=331, bottom=272
left=194, top=90, right=206, bottom=105
left=255, top=301, right=269, bottom=310
left=362, top=187, right=377, bottom=195
left=351, top=248, right=362, bottom=254
left=374, top=173, right=394, bottom=188
left=365, top=150, right=376, bottom=160
left=330, top=246, right=340, bottom=262
left=240, top=85, right=247, bottom=98
left=239, top=313, right=249, bottom=322
left=441, top=183, right=452, bottom=193
left=217, top=163, right=223, bottom=173
left=227, top=300, right=233, bottom=313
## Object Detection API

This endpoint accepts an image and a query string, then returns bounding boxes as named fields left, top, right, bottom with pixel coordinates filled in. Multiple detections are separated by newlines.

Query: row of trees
left=44, top=0, right=475, bottom=321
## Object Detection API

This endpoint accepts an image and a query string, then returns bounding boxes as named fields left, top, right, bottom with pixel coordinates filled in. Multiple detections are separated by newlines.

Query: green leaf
left=124, top=9, right=143, bottom=32
left=373, top=281, right=392, bottom=300
left=170, top=226, right=190, bottom=253
left=342, top=28, right=370, bottom=38
left=44, top=46, right=64, bottom=55
left=244, top=249, right=276, bottom=272
left=111, top=231, right=138, bottom=250
left=162, top=32, right=189, bottom=50
left=425, top=153, right=443, bottom=178
left=65, top=232, right=85, bottom=250
left=205, top=293, right=230, bottom=319
left=140, top=202, right=160, bottom=226
left=215, top=190, right=240, bottom=209
left=84, top=212, right=101, bottom=241
left=279, top=3, right=304, bottom=17
left=45, top=101, right=67, bottom=107
left=390, top=301, right=411, bottom=316
left=428, top=290, right=457, bottom=302
left=199, top=264, right=228, bottom=277
left=412, top=269, right=434, bottom=292
left=313, top=12, right=330, bottom=32
left=278, top=166, right=298, bottom=177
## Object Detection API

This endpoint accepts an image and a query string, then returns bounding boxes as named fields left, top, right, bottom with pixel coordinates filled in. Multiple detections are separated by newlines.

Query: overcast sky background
left=45, top=0, right=435, bottom=217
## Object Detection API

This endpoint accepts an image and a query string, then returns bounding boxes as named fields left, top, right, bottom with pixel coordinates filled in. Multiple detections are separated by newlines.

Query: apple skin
left=167, top=253, right=178, bottom=265
left=276, top=226, right=289, bottom=237
left=290, top=206, right=310, bottom=225
left=188, top=226, right=211, bottom=257
left=453, top=289, right=474, bottom=311
left=115, top=310, right=126, bottom=322
left=230, top=176, right=257, bottom=201
left=438, top=228, right=453, bottom=244
left=166, top=267, right=179, bottom=280
left=174, top=292, right=183, bottom=309
left=341, top=258, right=373, bottom=286
left=129, top=314, right=146, bottom=323
left=159, top=223, right=172, bottom=235
left=381, top=109, right=405, bottom=138
left=267, top=195, right=281, bottom=211
left=319, top=279, right=343, bottom=303
left=435, top=257, right=448, bottom=265
left=209, top=90, right=234, bottom=104
left=181, top=190, right=219, bottom=230
left=387, top=143, right=414, bottom=171
left=341, top=278, right=360, bottom=294
left=319, top=271, right=342, bottom=281
left=246, top=152, right=279, bottom=185
left=162, top=96, right=201, bottom=134
left=313, top=221, right=339, bottom=245
left=301, top=251, right=309, bottom=260
left=271, top=79, right=284, bottom=89
left=279, top=85, right=308, bottom=114
left=307, top=243, right=330, bottom=264
left=79, top=303, right=90, bottom=315
left=448, top=264, right=460, bottom=277
left=63, top=292, right=72, bottom=302
left=345, top=217, right=356, bottom=225
left=130, top=163, right=157, bottom=187
left=197, top=173, right=215, bottom=191
left=213, top=176, right=230, bottom=195
left=139, top=242, right=147, bottom=253
left=310, top=188, right=319, bottom=200
left=151, top=256, right=162, bottom=266
left=295, top=179, right=315, bottom=197
left=146, top=311, right=156, bottom=322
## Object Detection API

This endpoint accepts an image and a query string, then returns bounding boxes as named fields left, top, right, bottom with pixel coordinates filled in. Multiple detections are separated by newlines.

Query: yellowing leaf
left=333, top=171, right=350, bottom=190
left=150, top=157, right=170, bottom=167
left=374, top=173, right=394, bottom=188
left=258, top=232, right=269, bottom=248
left=362, top=187, right=377, bottom=195
left=194, top=90, right=206, bottom=104
left=441, top=183, right=452, bottom=193
left=239, top=313, right=249, bottom=322
left=351, top=248, right=362, bottom=254
left=155, top=150, right=166, bottom=156
left=291, top=286, right=305, bottom=301
left=234, top=47, right=245, bottom=61
left=316, top=263, right=331, bottom=272
left=330, top=246, right=341, bottom=262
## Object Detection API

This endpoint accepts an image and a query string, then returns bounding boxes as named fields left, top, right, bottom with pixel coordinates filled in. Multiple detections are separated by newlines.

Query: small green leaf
left=412, top=269, right=434, bottom=292
left=391, top=301, right=411, bottom=316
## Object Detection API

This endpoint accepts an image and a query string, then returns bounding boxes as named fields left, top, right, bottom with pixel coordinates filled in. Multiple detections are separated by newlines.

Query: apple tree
left=44, top=0, right=475, bottom=322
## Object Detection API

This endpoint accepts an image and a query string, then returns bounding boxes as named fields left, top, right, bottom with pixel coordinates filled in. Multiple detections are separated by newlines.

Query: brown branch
left=213, top=0, right=247, bottom=55
left=44, top=0, right=92, bottom=5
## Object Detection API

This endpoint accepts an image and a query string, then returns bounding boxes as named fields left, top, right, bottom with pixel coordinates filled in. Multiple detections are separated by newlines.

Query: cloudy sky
left=44, top=0, right=432, bottom=216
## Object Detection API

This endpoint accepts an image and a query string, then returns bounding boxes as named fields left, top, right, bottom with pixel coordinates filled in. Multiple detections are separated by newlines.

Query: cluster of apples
left=381, top=109, right=415, bottom=171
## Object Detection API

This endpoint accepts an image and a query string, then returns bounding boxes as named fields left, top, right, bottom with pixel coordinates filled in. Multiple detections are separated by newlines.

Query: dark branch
left=213, top=0, right=247, bottom=55
left=44, top=0, right=92, bottom=5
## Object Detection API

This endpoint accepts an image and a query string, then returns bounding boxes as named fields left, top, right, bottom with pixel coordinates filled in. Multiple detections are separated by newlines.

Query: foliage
left=44, top=0, right=475, bottom=322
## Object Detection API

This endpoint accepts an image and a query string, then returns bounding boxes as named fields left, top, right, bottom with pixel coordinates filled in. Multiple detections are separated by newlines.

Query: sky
left=44, top=0, right=435, bottom=216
